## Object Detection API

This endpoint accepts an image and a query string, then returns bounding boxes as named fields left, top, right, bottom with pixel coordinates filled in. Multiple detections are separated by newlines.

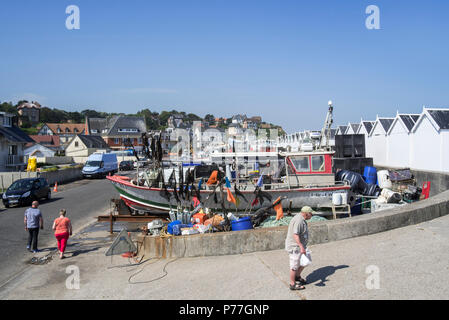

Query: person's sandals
left=289, top=283, right=305, bottom=290
left=295, top=276, right=308, bottom=284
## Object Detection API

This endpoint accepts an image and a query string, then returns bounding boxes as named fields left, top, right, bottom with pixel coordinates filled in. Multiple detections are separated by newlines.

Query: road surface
left=0, top=177, right=118, bottom=286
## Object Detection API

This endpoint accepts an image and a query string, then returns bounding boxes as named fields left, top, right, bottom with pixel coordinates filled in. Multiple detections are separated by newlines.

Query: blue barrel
left=172, top=223, right=193, bottom=236
left=231, top=217, right=253, bottom=231
left=363, top=166, right=377, bottom=185
left=167, top=220, right=181, bottom=235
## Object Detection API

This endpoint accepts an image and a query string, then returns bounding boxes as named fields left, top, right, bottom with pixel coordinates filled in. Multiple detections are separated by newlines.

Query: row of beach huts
left=279, top=106, right=449, bottom=173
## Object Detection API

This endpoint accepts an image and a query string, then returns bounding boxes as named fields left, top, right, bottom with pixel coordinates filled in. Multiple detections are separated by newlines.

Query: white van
left=82, top=153, right=118, bottom=178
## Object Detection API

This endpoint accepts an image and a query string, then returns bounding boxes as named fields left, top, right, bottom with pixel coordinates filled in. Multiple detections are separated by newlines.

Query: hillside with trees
left=0, top=100, right=285, bottom=135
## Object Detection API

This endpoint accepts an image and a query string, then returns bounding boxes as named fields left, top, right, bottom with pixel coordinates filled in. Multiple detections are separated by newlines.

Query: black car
left=2, top=178, right=51, bottom=208
left=119, top=160, right=134, bottom=171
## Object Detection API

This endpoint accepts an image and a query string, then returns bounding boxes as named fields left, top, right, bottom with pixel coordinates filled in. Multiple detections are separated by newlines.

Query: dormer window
left=65, top=128, right=70, bottom=133
left=74, top=128, right=78, bottom=133
left=118, top=128, right=138, bottom=133
left=57, top=128, right=61, bottom=133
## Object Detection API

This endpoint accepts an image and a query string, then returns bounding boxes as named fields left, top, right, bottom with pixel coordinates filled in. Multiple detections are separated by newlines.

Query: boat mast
left=318, top=100, right=334, bottom=151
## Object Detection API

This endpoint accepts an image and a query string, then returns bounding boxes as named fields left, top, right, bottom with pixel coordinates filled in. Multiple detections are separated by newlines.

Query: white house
left=386, top=113, right=420, bottom=168
left=65, top=135, right=110, bottom=157
left=0, top=112, right=34, bottom=171
left=24, top=143, right=56, bottom=158
left=410, top=107, right=449, bottom=172
left=367, top=116, right=394, bottom=166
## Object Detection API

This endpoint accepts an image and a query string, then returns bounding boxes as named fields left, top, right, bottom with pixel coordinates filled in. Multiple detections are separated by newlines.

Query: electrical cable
left=127, top=236, right=187, bottom=284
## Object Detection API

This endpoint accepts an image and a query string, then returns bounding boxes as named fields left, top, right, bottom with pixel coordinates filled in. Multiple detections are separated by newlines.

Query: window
left=290, top=156, right=309, bottom=172
left=33, top=180, right=41, bottom=189
left=114, top=138, right=120, bottom=144
left=3, top=116, right=11, bottom=127
left=65, top=128, right=70, bottom=133
left=8, top=145, right=18, bottom=155
left=311, top=155, right=325, bottom=172
left=75, top=141, right=79, bottom=147
left=91, top=129, right=98, bottom=134
left=57, top=128, right=61, bottom=133
left=74, top=128, right=78, bottom=133
left=118, top=128, right=138, bottom=133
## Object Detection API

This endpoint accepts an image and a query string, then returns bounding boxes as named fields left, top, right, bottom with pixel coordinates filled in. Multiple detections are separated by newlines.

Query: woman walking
left=52, top=209, right=72, bottom=259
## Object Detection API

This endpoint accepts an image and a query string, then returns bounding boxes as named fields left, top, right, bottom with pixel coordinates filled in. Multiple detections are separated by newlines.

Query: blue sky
left=1, top=0, right=448, bottom=133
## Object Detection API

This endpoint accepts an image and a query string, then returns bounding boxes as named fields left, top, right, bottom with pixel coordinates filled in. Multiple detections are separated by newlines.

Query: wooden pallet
left=331, top=204, right=351, bottom=220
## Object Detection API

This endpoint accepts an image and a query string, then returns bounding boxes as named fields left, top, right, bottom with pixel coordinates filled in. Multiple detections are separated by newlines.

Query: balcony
left=6, top=155, right=28, bottom=167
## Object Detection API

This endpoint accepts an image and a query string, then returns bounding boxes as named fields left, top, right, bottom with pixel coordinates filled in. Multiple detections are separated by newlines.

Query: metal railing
left=6, top=155, right=27, bottom=166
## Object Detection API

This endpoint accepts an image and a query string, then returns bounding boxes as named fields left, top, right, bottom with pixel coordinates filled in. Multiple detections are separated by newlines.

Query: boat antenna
left=318, top=100, right=334, bottom=151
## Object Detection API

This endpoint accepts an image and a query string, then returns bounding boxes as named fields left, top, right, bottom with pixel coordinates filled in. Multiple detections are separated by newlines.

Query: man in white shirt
left=285, top=206, right=314, bottom=290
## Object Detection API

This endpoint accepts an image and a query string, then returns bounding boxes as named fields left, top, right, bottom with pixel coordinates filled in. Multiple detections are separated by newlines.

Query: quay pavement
left=1, top=210, right=448, bottom=300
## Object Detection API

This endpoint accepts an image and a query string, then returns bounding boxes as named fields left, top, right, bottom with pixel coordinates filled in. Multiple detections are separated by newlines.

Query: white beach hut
left=386, top=112, right=420, bottom=169
left=410, top=107, right=449, bottom=172
left=367, top=116, right=395, bottom=166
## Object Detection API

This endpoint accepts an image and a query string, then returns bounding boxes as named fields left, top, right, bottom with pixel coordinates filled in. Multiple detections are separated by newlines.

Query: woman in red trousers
left=52, top=209, right=72, bottom=259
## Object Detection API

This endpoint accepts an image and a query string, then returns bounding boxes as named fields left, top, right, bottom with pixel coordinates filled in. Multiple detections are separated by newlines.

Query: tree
left=0, top=101, right=17, bottom=114
left=137, top=108, right=160, bottom=130
left=186, top=113, right=202, bottom=123
left=19, top=115, right=31, bottom=128
left=204, top=114, right=215, bottom=125
left=81, top=109, right=108, bottom=118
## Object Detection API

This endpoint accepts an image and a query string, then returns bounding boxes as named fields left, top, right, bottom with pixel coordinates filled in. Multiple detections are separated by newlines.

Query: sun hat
left=301, top=206, right=316, bottom=214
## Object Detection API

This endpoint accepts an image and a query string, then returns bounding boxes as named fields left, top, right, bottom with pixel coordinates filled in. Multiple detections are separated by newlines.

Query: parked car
left=133, top=159, right=149, bottom=169
left=2, top=178, right=51, bottom=208
left=119, top=160, right=134, bottom=171
left=82, top=153, right=118, bottom=178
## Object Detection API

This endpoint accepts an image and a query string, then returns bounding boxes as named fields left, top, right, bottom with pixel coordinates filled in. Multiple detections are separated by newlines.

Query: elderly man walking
left=285, top=206, right=314, bottom=290
left=24, top=201, right=44, bottom=253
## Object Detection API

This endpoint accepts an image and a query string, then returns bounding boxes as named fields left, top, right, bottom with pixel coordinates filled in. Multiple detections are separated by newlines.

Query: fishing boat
left=107, top=149, right=354, bottom=214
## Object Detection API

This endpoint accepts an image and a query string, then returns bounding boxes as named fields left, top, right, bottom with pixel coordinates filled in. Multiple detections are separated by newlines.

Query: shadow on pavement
left=306, top=265, right=349, bottom=287
left=70, top=246, right=102, bottom=257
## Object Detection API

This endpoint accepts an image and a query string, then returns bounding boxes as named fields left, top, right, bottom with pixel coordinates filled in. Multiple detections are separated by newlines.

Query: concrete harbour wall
left=39, top=168, right=83, bottom=186
left=137, top=189, right=449, bottom=259
left=0, top=168, right=82, bottom=192
left=0, top=172, right=38, bottom=190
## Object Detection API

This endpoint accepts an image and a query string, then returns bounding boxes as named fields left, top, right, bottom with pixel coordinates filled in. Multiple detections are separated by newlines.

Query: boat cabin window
left=311, top=155, right=325, bottom=172
left=289, top=156, right=309, bottom=172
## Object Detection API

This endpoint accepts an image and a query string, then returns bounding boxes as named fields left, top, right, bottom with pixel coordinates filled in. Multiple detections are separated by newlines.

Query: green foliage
left=40, top=166, right=59, bottom=172
left=136, top=108, right=160, bottom=130
left=204, top=114, right=215, bottom=125
left=0, top=101, right=18, bottom=114
left=20, top=127, right=40, bottom=135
